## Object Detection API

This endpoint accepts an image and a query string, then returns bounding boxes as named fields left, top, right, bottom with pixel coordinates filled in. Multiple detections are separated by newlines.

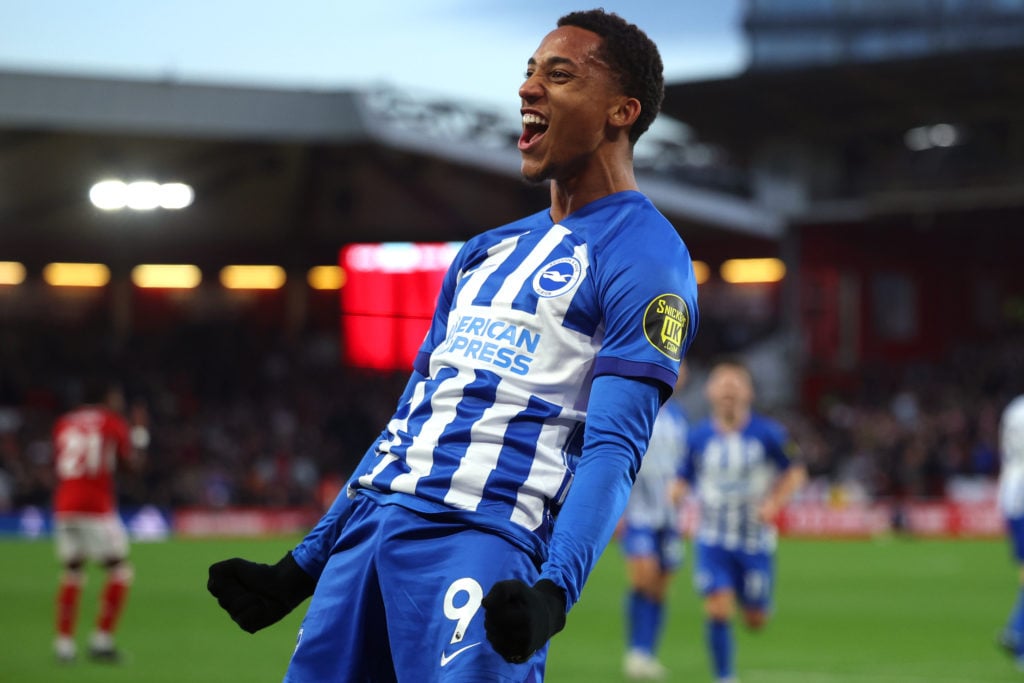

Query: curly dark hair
left=557, top=9, right=664, bottom=144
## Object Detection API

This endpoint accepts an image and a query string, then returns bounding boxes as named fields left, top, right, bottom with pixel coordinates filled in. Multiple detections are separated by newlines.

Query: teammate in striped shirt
left=208, top=10, right=699, bottom=682
left=998, top=393, right=1024, bottom=668
left=51, top=382, right=146, bottom=663
left=673, top=360, right=806, bottom=683
left=620, top=369, right=688, bottom=680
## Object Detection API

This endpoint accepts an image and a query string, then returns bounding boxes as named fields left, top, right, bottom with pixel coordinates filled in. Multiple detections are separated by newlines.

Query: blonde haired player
left=673, top=360, right=805, bottom=683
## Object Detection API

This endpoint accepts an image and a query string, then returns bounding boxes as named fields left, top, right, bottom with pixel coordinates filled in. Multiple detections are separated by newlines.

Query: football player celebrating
left=208, top=10, right=700, bottom=682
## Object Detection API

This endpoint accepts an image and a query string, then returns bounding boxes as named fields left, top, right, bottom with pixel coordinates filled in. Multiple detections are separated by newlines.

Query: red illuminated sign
left=339, top=242, right=462, bottom=371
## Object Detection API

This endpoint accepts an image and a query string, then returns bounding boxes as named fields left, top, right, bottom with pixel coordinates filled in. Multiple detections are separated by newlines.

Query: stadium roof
left=662, top=46, right=1024, bottom=155
left=0, top=70, right=780, bottom=268
left=661, top=46, right=1024, bottom=224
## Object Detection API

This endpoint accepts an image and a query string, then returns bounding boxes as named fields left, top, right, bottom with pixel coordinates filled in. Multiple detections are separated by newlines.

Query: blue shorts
left=1007, top=516, right=1024, bottom=563
left=285, top=494, right=545, bottom=683
left=621, top=525, right=684, bottom=572
left=693, top=542, right=774, bottom=612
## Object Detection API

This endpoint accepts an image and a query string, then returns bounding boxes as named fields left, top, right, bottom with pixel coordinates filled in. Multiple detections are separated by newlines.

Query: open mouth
left=519, top=112, right=549, bottom=150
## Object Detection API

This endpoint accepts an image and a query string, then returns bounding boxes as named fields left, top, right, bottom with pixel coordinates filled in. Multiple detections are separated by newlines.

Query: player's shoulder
left=574, top=193, right=696, bottom=310
left=569, top=191, right=681, bottom=251
left=103, top=408, right=130, bottom=428
left=747, top=412, right=781, bottom=429
left=747, top=413, right=787, bottom=440
left=67, top=406, right=129, bottom=434
left=59, top=406, right=101, bottom=425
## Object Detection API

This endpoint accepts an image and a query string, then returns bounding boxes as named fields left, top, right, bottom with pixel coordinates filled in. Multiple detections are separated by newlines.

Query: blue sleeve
left=538, top=373, right=661, bottom=608
left=679, top=440, right=697, bottom=484
left=677, top=425, right=701, bottom=483
left=764, top=419, right=795, bottom=470
left=291, top=369, right=426, bottom=578
left=591, top=221, right=699, bottom=395
left=290, top=446, right=375, bottom=579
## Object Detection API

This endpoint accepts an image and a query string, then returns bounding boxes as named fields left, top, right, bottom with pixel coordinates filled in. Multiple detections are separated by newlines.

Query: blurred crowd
left=0, top=323, right=407, bottom=512
left=0, top=322, right=1021, bottom=512
left=774, top=335, right=1024, bottom=504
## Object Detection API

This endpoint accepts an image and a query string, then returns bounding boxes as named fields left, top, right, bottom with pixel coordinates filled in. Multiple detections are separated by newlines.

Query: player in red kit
left=52, top=382, right=147, bottom=663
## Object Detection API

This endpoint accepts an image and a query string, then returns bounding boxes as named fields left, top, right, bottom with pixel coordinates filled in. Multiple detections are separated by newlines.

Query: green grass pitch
left=1, top=534, right=1020, bottom=682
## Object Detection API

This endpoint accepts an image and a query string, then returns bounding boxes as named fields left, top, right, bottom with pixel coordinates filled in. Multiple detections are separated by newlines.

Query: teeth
left=522, top=113, right=548, bottom=127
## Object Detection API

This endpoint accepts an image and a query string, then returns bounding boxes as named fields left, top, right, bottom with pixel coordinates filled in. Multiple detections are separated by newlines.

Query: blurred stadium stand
left=663, top=0, right=1024, bottom=403
left=661, top=0, right=1024, bottom=517
left=2, top=1, right=1024, bottom=525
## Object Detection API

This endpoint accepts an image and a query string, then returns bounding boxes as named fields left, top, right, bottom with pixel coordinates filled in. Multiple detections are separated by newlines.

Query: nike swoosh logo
left=440, top=642, right=481, bottom=667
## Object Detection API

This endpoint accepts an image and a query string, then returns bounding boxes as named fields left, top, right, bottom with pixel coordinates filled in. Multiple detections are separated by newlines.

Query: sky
left=0, top=0, right=746, bottom=109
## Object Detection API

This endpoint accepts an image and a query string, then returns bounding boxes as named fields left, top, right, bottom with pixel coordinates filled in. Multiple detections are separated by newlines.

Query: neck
left=714, top=409, right=749, bottom=433
left=548, top=147, right=637, bottom=223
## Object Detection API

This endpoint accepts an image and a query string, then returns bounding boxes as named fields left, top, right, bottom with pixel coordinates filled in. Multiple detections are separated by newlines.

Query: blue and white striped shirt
left=624, top=400, right=688, bottom=530
left=681, top=414, right=793, bottom=553
left=353, top=190, right=699, bottom=552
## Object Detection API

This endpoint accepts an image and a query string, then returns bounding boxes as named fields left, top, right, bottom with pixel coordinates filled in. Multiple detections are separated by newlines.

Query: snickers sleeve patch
left=642, top=293, right=689, bottom=361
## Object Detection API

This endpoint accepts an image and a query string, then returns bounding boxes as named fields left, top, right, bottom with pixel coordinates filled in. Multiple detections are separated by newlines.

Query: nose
left=519, top=75, right=542, bottom=102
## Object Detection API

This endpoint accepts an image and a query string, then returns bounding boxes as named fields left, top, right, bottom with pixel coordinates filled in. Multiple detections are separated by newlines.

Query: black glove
left=207, top=551, right=317, bottom=633
left=481, top=578, right=566, bottom=663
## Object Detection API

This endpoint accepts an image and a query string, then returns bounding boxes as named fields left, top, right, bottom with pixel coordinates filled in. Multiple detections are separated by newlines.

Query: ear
left=608, top=96, right=642, bottom=131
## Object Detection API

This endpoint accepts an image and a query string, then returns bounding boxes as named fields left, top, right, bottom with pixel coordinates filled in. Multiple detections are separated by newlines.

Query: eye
left=523, top=69, right=534, bottom=79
